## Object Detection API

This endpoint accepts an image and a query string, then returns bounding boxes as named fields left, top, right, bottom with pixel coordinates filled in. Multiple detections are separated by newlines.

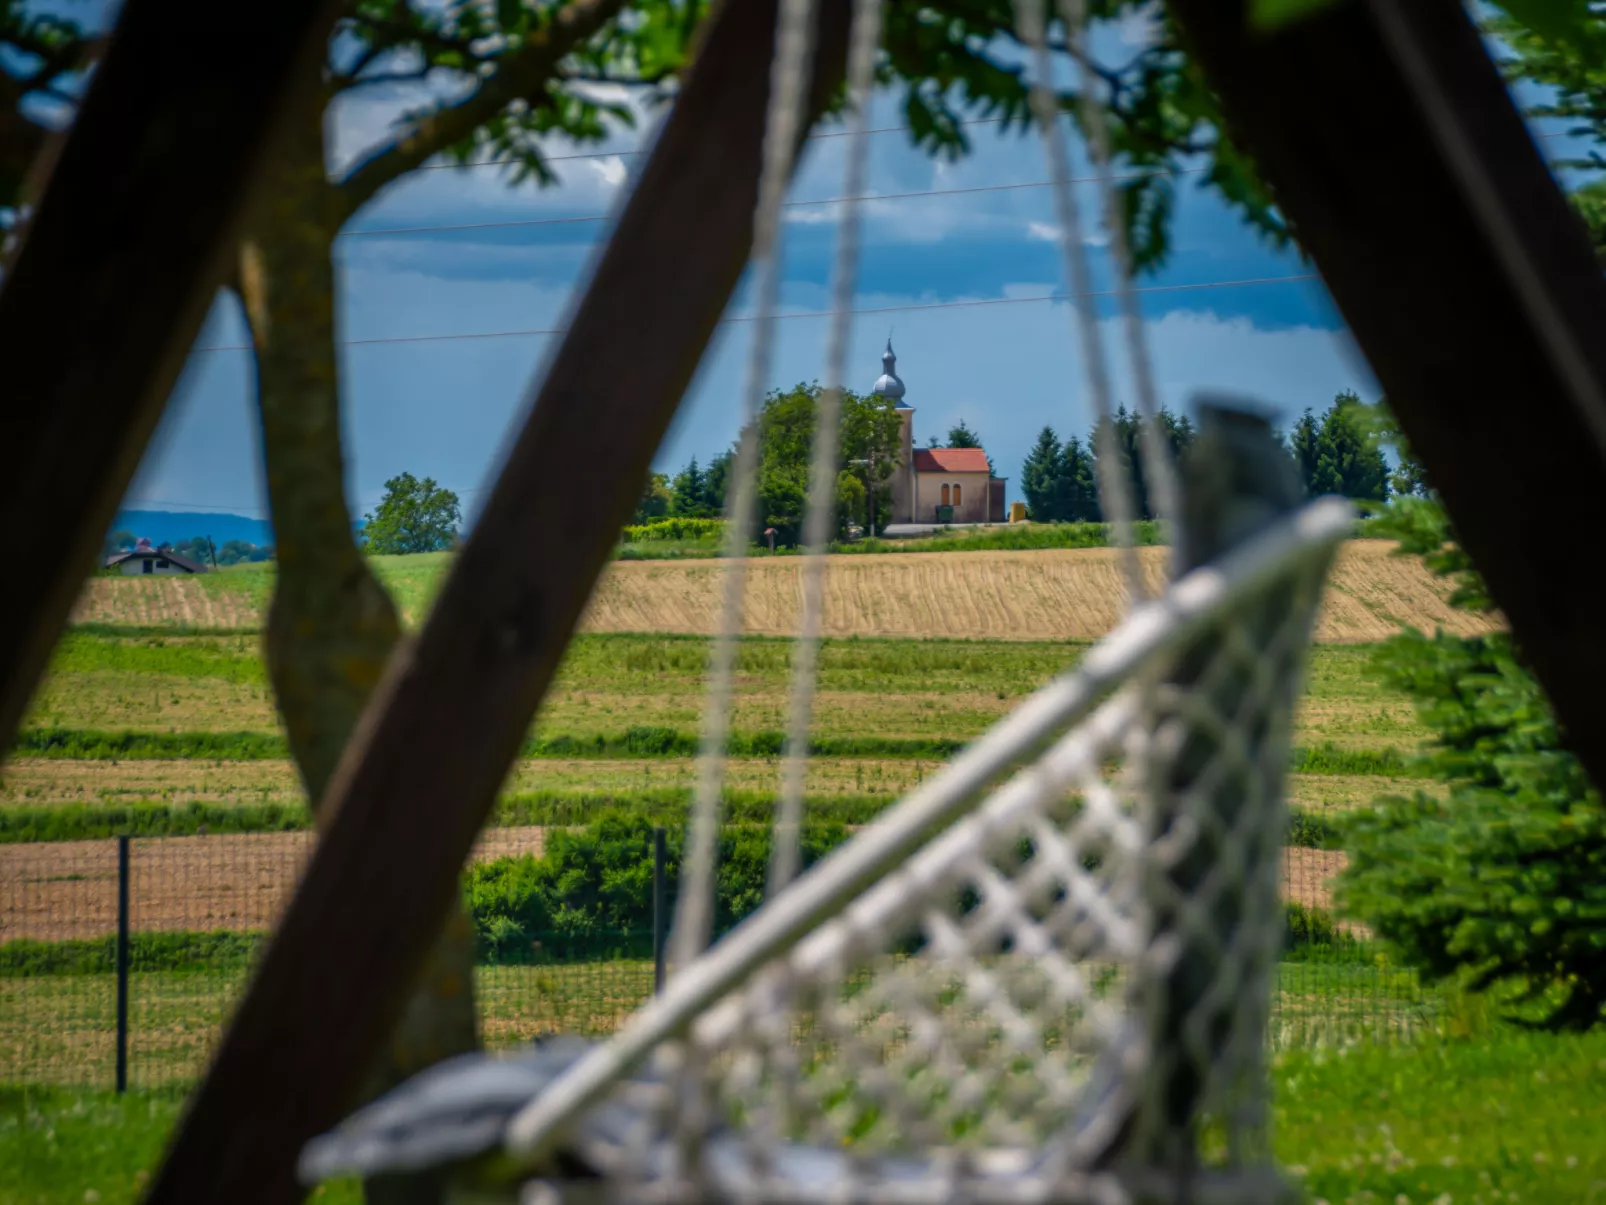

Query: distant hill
left=112, top=510, right=273, bottom=547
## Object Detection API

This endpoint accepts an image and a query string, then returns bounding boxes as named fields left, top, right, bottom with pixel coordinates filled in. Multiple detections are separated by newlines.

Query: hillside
left=69, top=540, right=1501, bottom=643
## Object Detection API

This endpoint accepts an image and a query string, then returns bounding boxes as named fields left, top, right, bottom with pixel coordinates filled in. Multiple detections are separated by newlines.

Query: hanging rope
left=670, top=0, right=822, bottom=973
left=768, top=0, right=885, bottom=899
left=1055, top=0, right=1181, bottom=542
left=1015, top=0, right=1146, bottom=606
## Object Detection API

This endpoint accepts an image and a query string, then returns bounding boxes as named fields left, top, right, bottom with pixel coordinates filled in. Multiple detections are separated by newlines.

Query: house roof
left=913, top=447, right=991, bottom=474
left=105, top=543, right=207, bottom=573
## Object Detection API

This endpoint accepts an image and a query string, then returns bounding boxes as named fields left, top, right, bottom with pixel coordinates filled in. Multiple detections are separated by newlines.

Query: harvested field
left=70, top=541, right=1501, bottom=642
left=578, top=540, right=1499, bottom=642
left=3, top=828, right=1349, bottom=945
left=0, top=828, right=547, bottom=942
left=0, top=756, right=1420, bottom=820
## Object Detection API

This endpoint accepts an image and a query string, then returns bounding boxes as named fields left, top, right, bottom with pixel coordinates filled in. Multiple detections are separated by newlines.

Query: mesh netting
left=498, top=497, right=1349, bottom=1205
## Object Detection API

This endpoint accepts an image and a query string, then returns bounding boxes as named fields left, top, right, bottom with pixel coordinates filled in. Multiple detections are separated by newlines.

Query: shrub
left=1337, top=499, right=1606, bottom=1031
left=621, top=517, right=726, bottom=543
left=463, top=810, right=851, bottom=963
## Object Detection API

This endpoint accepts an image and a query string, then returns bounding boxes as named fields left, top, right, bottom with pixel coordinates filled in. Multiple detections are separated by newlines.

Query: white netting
left=500, top=497, right=1349, bottom=1205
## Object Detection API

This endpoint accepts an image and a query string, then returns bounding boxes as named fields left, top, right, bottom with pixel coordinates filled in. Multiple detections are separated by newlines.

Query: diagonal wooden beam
left=144, top=0, right=852, bottom=1200
left=0, top=0, right=343, bottom=759
left=1165, top=0, right=1606, bottom=790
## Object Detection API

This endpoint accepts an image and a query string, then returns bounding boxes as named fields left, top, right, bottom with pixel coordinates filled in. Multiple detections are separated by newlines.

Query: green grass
left=19, top=629, right=1431, bottom=757
left=1274, top=1029, right=1606, bottom=1202
left=0, top=1087, right=361, bottom=1205
left=5, top=1028, right=1601, bottom=1205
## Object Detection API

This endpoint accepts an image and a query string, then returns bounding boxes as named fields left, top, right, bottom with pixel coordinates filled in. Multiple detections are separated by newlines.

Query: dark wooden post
left=1166, top=0, right=1606, bottom=794
left=652, top=826, right=668, bottom=994
left=143, top=2, right=854, bottom=1200
left=115, top=835, right=131, bottom=1094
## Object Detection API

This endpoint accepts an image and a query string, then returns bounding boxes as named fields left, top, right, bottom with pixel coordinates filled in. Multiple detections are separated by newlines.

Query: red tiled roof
left=913, top=447, right=991, bottom=474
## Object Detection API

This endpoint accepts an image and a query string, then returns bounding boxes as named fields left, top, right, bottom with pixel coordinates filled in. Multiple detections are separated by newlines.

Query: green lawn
left=16, top=630, right=1429, bottom=756
left=6, top=1029, right=1603, bottom=1205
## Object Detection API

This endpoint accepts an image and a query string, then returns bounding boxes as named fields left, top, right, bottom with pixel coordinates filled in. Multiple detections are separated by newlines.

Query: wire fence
left=0, top=807, right=1435, bottom=1091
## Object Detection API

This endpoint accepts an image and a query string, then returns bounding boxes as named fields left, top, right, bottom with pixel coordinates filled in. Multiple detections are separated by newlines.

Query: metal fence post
left=652, top=826, right=667, bottom=994
left=115, top=834, right=130, bottom=1093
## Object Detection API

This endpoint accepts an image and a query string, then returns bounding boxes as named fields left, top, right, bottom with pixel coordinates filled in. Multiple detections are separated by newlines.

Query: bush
left=1337, top=499, right=1606, bottom=1031
left=622, top=517, right=726, bottom=543
left=463, top=810, right=851, bottom=963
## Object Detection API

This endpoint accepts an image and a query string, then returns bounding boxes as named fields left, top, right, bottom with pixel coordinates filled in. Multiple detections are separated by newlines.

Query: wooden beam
left=1165, top=0, right=1606, bottom=789
left=0, top=0, right=343, bottom=758
left=143, top=1, right=852, bottom=1200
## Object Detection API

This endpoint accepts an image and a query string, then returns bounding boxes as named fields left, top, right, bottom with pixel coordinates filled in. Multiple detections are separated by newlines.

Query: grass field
left=68, top=540, right=1502, bottom=642
left=16, top=631, right=1430, bottom=754
left=7, top=1026, right=1603, bottom=1204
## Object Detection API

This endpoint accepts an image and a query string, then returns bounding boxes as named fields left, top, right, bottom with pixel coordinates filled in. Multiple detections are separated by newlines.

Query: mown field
left=12, top=543, right=1583, bottom=1204
left=69, top=540, right=1502, bottom=642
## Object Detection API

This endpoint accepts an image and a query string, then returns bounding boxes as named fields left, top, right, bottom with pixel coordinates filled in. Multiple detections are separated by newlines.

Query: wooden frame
left=143, top=1, right=853, bottom=1199
left=0, top=0, right=344, bottom=755
left=1167, top=0, right=1606, bottom=790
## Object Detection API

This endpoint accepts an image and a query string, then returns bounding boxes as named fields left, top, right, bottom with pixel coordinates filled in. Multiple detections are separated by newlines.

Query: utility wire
left=192, top=272, right=1317, bottom=352
left=341, top=167, right=1197, bottom=239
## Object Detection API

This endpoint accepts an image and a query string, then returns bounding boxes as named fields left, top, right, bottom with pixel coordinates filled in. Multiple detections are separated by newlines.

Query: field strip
left=1, top=829, right=1346, bottom=943
left=1, top=828, right=545, bottom=943
left=71, top=541, right=1502, bottom=642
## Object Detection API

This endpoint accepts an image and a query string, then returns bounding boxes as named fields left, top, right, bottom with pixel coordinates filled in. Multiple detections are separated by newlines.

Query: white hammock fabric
left=491, top=496, right=1350, bottom=1205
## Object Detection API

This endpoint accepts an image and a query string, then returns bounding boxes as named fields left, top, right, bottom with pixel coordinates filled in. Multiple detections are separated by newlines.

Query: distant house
left=105, top=537, right=207, bottom=576
left=871, top=341, right=1008, bottom=524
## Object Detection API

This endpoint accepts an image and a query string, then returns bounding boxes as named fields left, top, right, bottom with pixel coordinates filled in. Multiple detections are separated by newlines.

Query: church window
left=952, top=483, right=962, bottom=507
left=941, top=484, right=950, bottom=506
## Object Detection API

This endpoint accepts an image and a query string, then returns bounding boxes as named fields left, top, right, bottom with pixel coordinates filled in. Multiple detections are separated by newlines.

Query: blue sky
left=118, top=12, right=1586, bottom=527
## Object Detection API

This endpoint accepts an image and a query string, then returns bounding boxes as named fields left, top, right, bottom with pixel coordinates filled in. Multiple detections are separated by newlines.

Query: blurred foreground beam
left=1166, top=0, right=1606, bottom=789
left=144, top=0, right=852, bottom=1200
left=0, top=0, right=343, bottom=757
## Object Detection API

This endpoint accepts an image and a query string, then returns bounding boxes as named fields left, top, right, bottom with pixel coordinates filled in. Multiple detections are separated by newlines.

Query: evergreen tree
left=1059, top=435, right=1099, bottom=522
left=1289, top=409, right=1321, bottom=494
left=704, top=451, right=733, bottom=517
left=670, top=457, right=712, bottom=518
left=1020, top=427, right=1064, bottom=521
left=1088, top=404, right=1193, bottom=522
left=945, top=420, right=982, bottom=448
left=1310, top=391, right=1390, bottom=503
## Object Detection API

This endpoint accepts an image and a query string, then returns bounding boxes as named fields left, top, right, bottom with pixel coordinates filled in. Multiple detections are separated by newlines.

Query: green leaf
left=1495, top=0, right=1593, bottom=45
left=1249, top=0, right=1343, bottom=31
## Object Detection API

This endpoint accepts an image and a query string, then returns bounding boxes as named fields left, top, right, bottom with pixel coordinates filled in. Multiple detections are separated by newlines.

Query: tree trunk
left=238, top=91, right=480, bottom=1205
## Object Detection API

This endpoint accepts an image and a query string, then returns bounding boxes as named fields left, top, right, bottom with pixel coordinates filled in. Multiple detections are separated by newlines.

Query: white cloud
left=589, top=155, right=630, bottom=189
left=1026, top=221, right=1059, bottom=242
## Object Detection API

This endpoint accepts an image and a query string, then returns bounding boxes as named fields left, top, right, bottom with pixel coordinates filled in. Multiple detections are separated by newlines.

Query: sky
left=114, top=9, right=1587, bottom=528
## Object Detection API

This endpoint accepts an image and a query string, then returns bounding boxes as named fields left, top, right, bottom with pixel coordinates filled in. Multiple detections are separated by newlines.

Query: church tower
left=872, top=339, right=916, bottom=525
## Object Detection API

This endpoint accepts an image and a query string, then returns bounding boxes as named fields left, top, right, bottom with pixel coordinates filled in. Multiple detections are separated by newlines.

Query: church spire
left=872, top=338, right=906, bottom=400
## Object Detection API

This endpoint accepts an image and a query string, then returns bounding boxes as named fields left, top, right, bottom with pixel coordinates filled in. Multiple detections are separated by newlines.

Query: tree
left=1337, top=496, right=1606, bottom=1031
left=746, top=382, right=902, bottom=544
left=1089, top=404, right=1194, bottom=522
left=1490, top=5, right=1606, bottom=261
left=0, top=2, right=92, bottom=217
left=1286, top=393, right=1392, bottom=504
left=362, top=472, right=461, bottom=555
left=946, top=420, right=981, bottom=448
left=103, top=529, right=136, bottom=558
left=1020, top=427, right=1064, bottom=522
left=631, top=471, right=672, bottom=524
left=1020, top=426, right=1098, bottom=522
left=670, top=457, right=712, bottom=518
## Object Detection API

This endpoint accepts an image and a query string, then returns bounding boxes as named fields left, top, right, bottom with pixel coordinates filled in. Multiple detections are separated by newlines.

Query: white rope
left=1054, top=0, right=1181, bottom=542
left=769, top=0, right=885, bottom=898
left=1014, top=0, right=1146, bottom=606
left=671, top=0, right=822, bottom=972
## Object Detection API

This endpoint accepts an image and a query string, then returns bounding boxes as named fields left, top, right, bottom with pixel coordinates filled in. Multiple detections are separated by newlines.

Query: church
left=870, top=341, right=1008, bottom=525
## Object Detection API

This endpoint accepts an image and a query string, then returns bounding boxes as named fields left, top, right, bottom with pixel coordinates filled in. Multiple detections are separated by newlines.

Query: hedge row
left=0, top=789, right=1346, bottom=849
left=13, top=726, right=1421, bottom=778
left=3, top=812, right=1361, bottom=976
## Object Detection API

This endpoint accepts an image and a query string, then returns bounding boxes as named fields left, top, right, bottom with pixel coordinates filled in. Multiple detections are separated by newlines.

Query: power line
left=404, top=116, right=1011, bottom=174
left=341, top=166, right=1199, bottom=240
left=193, top=272, right=1318, bottom=352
